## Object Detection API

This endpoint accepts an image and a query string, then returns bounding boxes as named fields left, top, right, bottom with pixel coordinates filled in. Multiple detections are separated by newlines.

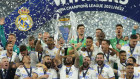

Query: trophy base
left=63, top=43, right=71, bottom=48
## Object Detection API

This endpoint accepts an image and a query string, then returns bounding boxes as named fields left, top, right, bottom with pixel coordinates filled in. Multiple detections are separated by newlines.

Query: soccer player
left=94, top=53, right=115, bottom=79
left=121, top=34, right=140, bottom=65
left=14, top=55, right=35, bottom=79
left=79, top=56, right=96, bottom=79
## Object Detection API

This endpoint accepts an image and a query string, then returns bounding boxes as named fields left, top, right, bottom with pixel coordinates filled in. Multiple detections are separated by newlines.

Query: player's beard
left=83, top=62, right=89, bottom=68
left=45, top=62, right=52, bottom=69
left=97, top=60, right=104, bottom=66
left=64, top=60, right=73, bottom=65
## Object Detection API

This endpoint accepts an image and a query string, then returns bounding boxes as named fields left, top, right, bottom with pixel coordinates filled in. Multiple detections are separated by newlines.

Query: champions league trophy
left=58, top=16, right=72, bottom=48
left=58, top=16, right=72, bottom=55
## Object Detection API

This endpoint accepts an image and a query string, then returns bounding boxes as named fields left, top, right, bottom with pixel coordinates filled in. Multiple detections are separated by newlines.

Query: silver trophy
left=58, top=16, right=71, bottom=48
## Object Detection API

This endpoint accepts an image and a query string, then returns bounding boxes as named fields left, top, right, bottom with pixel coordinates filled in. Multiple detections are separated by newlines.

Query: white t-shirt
left=15, top=66, right=35, bottom=79
left=43, top=47, right=58, bottom=58
left=35, top=67, right=58, bottom=79
left=121, top=44, right=140, bottom=64
left=59, top=65, right=79, bottom=79
left=93, top=64, right=115, bottom=79
left=79, top=67, right=96, bottom=79
left=79, top=47, right=101, bottom=66
left=0, top=50, right=18, bottom=62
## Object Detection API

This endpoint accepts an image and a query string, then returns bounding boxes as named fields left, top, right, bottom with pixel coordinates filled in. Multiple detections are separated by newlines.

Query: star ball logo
left=15, top=7, right=33, bottom=31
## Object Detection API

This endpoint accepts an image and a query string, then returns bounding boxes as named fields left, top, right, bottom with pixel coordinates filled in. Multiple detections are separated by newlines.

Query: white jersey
left=100, top=50, right=117, bottom=68
left=35, top=67, right=58, bottom=79
left=134, top=67, right=140, bottom=76
left=79, top=67, right=96, bottom=79
left=121, top=44, right=140, bottom=64
left=43, top=47, right=58, bottom=58
left=117, top=66, right=140, bottom=77
left=59, top=65, right=79, bottom=79
left=116, top=57, right=126, bottom=71
left=0, top=50, right=18, bottom=62
left=79, top=47, right=101, bottom=66
left=119, top=74, right=140, bottom=79
left=15, top=66, right=35, bottom=79
left=93, top=64, right=115, bottom=79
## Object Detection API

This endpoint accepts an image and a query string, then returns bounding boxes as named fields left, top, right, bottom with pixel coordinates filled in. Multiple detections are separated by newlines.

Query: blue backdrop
left=2, top=0, right=140, bottom=46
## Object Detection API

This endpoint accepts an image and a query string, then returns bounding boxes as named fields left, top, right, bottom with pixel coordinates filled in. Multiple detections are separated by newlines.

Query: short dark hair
left=28, top=36, right=35, bottom=41
left=43, top=55, right=50, bottom=59
left=96, top=28, right=103, bottom=32
left=126, top=63, right=134, bottom=67
left=119, top=50, right=126, bottom=55
left=96, top=53, right=104, bottom=58
left=128, top=57, right=136, bottom=63
left=116, top=24, right=123, bottom=28
left=20, top=45, right=27, bottom=52
left=77, top=24, right=85, bottom=30
left=48, top=36, right=54, bottom=40
left=86, top=36, right=93, bottom=41
left=130, top=34, right=137, bottom=39
left=6, top=41, right=13, bottom=48
left=102, top=39, right=110, bottom=45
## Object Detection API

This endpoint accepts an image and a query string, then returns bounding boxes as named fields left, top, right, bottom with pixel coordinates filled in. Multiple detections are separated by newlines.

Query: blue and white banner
left=2, top=0, right=140, bottom=45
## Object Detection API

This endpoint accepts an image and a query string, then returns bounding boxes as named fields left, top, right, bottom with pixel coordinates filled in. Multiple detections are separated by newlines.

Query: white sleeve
left=15, top=68, right=21, bottom=77
left=117, top=70, right=121, bottom=77
left=108, top=67, right=115, bottom=78
left=51, top=69, right=58, bottom=79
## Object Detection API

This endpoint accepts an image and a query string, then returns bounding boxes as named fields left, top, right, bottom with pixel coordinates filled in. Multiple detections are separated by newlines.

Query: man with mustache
left=79, top=56, right=96, bottom=79
left=0, top=18, right=19, bottom=55
left=110, top=24, right=127, bottom=52
left=32, top=55, right=58, bottom=79
left=0, top=42, right=19, bottom=63
left=94, top=53, right=115, bottom=79
left=55, top=44, right=79, bottom=79
left=121, top=34, right=140, bottom=65
left=119, top=63, right=140, bottom=79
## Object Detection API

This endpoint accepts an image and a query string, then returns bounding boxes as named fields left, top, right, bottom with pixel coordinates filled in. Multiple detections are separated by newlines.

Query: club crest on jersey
left=15, top=7, right=33, bottom=31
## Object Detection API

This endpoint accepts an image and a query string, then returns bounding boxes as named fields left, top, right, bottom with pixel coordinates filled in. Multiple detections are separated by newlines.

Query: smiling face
left=77, top=26, right=85, bottom=36
left=83, top=57, right=91, bottom=68
left=126, top=65, right=134, bottom=75
left=96, top=54, right=104, bottom=66
left=86, top=38, right=93, bottom=49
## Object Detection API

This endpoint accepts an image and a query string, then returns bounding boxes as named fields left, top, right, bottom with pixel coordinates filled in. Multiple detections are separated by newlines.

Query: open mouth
left=5, top=64, right=8, bottom=67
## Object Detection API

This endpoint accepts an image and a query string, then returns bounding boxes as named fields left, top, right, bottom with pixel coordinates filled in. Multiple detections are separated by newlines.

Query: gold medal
left=130, top=54, right=132, bottom=56
left=108, top=61, right=111, bottom=64
left=66, top=75, right=69, bottom=78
